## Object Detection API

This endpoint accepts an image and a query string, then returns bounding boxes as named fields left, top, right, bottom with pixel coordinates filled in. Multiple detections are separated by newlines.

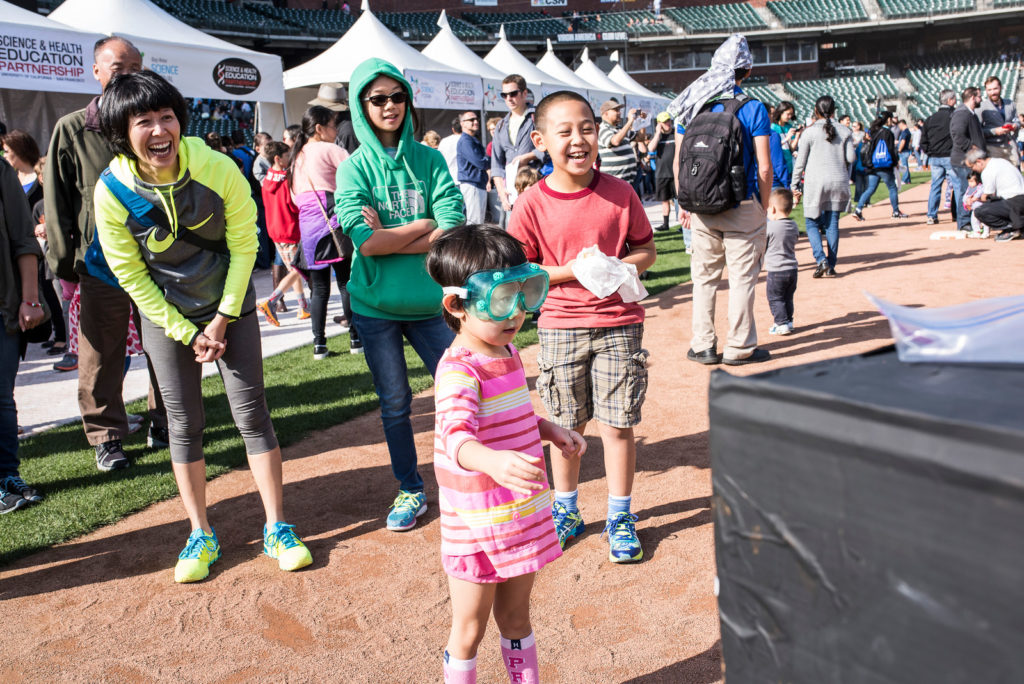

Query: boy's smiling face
left=531, top=98, right=598, bottom=183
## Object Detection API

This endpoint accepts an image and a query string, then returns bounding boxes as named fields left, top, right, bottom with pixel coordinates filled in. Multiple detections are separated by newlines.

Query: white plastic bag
left=867, top=292, right=1024, bottom=364
left=571, top=246, right=648, bottom=302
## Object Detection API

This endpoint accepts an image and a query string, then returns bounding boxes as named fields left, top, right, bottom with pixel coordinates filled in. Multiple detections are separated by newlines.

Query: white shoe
left=769, top=323, right=794, bottom=336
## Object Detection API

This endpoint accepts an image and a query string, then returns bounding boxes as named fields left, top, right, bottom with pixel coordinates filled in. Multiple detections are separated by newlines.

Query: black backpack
left=677, top=95, right=753, bottom=214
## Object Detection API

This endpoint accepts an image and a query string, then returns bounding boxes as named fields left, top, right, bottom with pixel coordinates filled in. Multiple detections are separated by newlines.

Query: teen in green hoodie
left=334, top=58, right=464, bottom=531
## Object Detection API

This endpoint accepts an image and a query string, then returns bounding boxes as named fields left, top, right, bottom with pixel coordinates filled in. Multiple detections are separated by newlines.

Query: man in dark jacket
left=44, top=37, right=167, bottom=472
left=950, top=86, right=987, bottom=230
left=920, top=89, right=956, bottom=224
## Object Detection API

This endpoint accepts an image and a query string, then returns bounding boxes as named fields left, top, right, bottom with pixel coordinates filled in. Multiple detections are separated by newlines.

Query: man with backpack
left=669, top=34, right=772, bottom=366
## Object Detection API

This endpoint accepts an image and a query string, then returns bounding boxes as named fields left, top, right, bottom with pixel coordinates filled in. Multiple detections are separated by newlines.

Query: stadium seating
left=783, top=73, right=899, bottom=123
left=663, top=4, right=766, bottom=34
left=876, top=0, right=975, bottom=19
left=571, top=11, right=672, bottom=36
left=462, top=12, right=567, bottom=40
left=993, top=0, right=1024, bottom=6
left=379, top=12, right=487, bottom=41
left=742, top=84, right=783, bottom=109
left=245, top=4, right=354, bottom=38
left=766, top=0, right=868, bottom=28
left=151, top=0, right=295, bottom=35
left=906, top=55, right=1019, bottom=118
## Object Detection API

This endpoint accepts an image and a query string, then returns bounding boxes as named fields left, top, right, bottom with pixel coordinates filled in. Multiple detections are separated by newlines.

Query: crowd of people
left=2, top=28, right=1020, bottom=682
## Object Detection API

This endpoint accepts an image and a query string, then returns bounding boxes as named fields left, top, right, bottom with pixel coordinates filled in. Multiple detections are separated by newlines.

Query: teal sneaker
left=551, top=501, right=585, bottom=550
left=263, top=522, right=313, bottom=571
left=603, top=512, right=643, bottom=563
left=386, top=490, right=427, bottom=531
left=174, top=528, right=221, bottom=583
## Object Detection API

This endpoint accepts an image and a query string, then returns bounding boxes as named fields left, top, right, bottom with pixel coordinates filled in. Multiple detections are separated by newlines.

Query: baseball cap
left=656, top=111, right=671, bottom=123
left=600, top=100, right=625, bottom=115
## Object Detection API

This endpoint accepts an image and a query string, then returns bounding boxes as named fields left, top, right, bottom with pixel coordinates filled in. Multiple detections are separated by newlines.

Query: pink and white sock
left=443, top=651, right=476, bottom=684
left=500, top=632, right=539, bottom=683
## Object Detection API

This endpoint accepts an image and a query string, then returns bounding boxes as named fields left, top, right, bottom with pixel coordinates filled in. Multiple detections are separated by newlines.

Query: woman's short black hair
left=99, top=70, right=189, bottom=159
left=426, top=224, right=528, bottom=332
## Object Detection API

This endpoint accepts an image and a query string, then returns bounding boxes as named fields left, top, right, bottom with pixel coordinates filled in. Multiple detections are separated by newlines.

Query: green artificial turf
left=2, top=169, right=928, bottom=565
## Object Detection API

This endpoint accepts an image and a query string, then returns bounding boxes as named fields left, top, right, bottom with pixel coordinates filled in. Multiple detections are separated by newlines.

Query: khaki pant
left=690, top=200, right=767, bottom=359
left=77, top=273, right=166, bottom=445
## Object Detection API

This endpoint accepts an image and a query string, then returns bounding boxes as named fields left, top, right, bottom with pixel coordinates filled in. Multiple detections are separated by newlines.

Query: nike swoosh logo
left=185, top=213, right=214, bottom=231
left=146, top=230, right=175, bottom=253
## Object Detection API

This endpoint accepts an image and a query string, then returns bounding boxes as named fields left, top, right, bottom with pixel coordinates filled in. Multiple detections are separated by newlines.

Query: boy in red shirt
left=257, top=141, right=309, bottom=325
left=508, top=91, right=657, bottom=563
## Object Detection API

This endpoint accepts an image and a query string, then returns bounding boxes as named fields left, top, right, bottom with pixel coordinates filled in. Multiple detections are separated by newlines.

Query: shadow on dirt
left=622, top=640, right=722, bottom=683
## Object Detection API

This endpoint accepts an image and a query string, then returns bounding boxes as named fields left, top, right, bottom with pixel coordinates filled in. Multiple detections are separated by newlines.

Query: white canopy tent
left=534, top=39, right=618, bottom=114
left=47, top=0, right=286, bottom=136
left=0, top=0, right=103, bottom=145
left=422, top=11, right=505, bottom=112
left=284, top=1, right=482, bottom=129
left=574, top=47, right=631, bottom=111
left=607, top=51, right=669, bottom=116
left=483, top=26, right=576, bottom=102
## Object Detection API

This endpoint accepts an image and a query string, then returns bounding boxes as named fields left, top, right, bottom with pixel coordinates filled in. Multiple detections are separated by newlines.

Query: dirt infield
left=2, top=183, right=1020, bottom=683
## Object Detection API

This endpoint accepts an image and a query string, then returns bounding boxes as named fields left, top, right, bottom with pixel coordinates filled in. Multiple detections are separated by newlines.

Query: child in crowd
left=963, top=171, right=990, bottom=239
left=508, top=91, right=657, bottom=563
left=427, top=224, right=586, bottom=684
left=256, top=141, right=309, bottom=325
left=765, top=188, right=799, bottom=335
left=514, top=166, right=541, bottom=197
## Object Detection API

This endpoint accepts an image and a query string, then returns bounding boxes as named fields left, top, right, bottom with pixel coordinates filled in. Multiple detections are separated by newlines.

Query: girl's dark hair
left=1, top=130, right=40, bottom=167
left=287, top=105, right=336, bottom=188
left=426, top=224, right=528, bottom=332
left=869, top=111, right=892, bottom=135
left=99, top=71, right=189, bottom=159
left=359, top=77, right=419, bottom=141
left=968, top=170, right=982, bottom=183
left=771, top=100, right=795, bottom=125
left=814, top=95, right=837, bottom=143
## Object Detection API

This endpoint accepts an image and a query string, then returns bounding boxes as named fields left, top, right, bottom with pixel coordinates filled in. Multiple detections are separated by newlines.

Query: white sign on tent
left=0, top=25, right=93, bottom=94
left=406, top=69, right=482, bottom=110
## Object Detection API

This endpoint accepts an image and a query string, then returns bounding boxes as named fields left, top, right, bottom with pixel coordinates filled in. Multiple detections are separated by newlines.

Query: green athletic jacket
left=334, top=58, right=464, bottom=320
left=94, top=137, right=258, bottom=346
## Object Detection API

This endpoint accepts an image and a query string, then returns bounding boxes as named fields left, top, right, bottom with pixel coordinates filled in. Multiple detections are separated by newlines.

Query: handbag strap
left=306, top=173, right=333, bottom=224
left=100, top=168, right=229, bottom=256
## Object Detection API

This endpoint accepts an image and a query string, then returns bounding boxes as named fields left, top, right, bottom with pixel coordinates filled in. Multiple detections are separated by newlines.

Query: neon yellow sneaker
left=263, top=522, right=313, bottom=572
left=174, top=528, right=220, bottom=583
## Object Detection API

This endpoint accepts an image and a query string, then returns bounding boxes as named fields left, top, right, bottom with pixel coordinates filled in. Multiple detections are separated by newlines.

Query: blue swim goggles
left=441, top=262, right=549, bottom=321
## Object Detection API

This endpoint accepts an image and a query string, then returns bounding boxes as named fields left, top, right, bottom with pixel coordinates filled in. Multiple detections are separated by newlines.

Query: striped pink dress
left=433, top=344, right=562, bottom=579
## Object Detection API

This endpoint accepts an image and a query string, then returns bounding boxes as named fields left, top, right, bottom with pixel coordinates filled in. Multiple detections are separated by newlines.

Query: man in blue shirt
left=669, top=34, right=772, bottom=366
left=455, top=111, right=489, bottom=224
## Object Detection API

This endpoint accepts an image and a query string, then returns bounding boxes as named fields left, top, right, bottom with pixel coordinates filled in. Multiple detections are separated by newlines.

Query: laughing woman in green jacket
left=94, top=71, right=311, bottom=583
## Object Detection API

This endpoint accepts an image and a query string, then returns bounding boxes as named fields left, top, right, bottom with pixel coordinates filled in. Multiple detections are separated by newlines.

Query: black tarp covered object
left=709, top=347, right=1024, bottom=683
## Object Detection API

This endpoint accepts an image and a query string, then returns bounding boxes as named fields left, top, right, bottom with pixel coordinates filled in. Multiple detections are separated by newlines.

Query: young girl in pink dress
left=426, top=224, right=586, bottom=684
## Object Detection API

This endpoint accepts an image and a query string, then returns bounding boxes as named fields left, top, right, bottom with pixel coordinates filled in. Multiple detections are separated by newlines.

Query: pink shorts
left=442, top=551, right=504, bottom=584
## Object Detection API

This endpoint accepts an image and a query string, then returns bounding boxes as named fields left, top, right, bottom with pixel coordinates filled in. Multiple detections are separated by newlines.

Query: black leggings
left=308, top=259, right=354, bottom=346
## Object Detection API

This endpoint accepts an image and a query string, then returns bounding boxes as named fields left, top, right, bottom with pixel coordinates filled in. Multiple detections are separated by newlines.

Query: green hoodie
left=334, top=58, right=464, bottom=320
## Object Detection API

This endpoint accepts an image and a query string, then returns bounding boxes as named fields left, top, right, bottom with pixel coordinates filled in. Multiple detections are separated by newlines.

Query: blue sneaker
left=174, top=528, right=220, bottom=583
left=551, top=501, right=585, bottom=550
left=263, top=522, right=313, bottom=571
left=603, top=512, right=643, bottom=563
left=386, top=490, right=427, bottom=531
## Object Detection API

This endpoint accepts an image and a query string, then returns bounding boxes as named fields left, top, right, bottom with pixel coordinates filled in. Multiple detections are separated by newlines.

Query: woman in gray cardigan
left=792, top=96, right=856, bottom=277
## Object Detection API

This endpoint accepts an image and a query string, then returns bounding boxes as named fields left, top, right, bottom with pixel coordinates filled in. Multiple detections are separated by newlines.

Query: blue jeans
left=951, top=165, right=971, bottom=230
left=926, top=157, right=953, bottom=219
left=898, top=151, right=912, bottom=183
left=0, top=321, right=21, bottom=478
left=352, top=312, right=454, bottom=493
left=857, top=169, right=900, bottom=213
left=805, top=210, right=841, bottom=268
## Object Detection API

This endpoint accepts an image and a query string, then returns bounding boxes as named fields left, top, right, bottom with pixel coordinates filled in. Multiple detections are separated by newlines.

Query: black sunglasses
left=500, top=89, right=523, bottom=99
left=364, top=91, right=408, bottom=107
left=462, top=117, right=479, bottom=123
